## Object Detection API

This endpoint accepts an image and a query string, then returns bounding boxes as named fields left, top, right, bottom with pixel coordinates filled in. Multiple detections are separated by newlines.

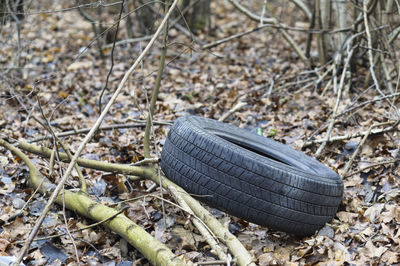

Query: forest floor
left=1, top=1, right=399, bottom=265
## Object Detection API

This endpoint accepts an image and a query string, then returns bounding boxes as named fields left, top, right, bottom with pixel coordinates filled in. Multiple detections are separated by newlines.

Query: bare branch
left=228, top=0, right=307, bottom=63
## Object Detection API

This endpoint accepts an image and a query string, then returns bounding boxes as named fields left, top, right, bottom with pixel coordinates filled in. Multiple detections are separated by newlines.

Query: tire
left=160, top=116, right=343, bottom=236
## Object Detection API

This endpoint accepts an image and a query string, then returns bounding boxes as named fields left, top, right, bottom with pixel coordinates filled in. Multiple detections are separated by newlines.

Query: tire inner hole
left=217, top=135, right=291, bottom=166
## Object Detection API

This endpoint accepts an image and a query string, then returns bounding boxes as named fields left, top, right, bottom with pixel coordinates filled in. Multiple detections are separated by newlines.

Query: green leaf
left=266, top=128, right=277, bottom=137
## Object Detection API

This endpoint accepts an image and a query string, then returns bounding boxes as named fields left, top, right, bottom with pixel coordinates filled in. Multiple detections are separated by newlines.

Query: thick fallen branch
left=0, top=139, right=185, bottom=266
left=17, top=141, right=256, bottom=266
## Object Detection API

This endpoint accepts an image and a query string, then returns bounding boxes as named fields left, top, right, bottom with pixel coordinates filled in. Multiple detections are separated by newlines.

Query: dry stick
left=389, top=26, right=400, bottom=44
left=143, top=1, right=190, bottom=42
left=73, top=1, right=161, bottom=63
left=260, top=0, right=268, bottom=26
left=341, top=121, right=392, bottom=178
left=381, top=53, right=394, bottom=94
left=17, top=141, right=256, bottom=266
left=16, top=207, right=128, bottom=244
left=76, top=0, right=105, bottom=59
left=57, top=140, right=87, bottom=193
left=228, top=0, right=307, bottom=63
left=202, top=24, right=272, bottom=50
left=105, top=0, right=200, bottom=49
left=315, top=47, right=354, bottom=158
left=99, top=0, right=125, bottom=113
left=104, top=35, right=153, bottom=48
left=27, top=121, right=171, bottom=143
left=363, top=0, right=400, bottom=117
left=14, top=0, right=180, bottom=263
left=33, top=102, right=88, bottom=193
left=219, top=97, right=247, bottom=122
left=346, top=159, right=399, bottom=177
left=143, top=0, right=169, bottom=158
left=168, top=186, right=229, bottom=262
left=304, top=122, right=398, bottom=146
left=7, top=0, right=22, bottom=68
left=334, top=92, right=400, bottom=119
left=35, top=100, right=81, bottom=262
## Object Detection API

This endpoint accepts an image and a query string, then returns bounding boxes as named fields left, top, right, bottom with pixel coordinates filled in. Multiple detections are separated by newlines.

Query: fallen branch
left=303, top=121, right=398, bottom=147
left=17, top=141, right=256, bottom=266
left=219, top=97, right=247, bottom=122
left=0, top=139, right=185, bottom=266
left=27, top=121, right=171, bottom=143
left=341, top=122, right=392, bottom=177
left=346, top=159, right=399, bottom=178
left=168, top=185, right=229, bottom=262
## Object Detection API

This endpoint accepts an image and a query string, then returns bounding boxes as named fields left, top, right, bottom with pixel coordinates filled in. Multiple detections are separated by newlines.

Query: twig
left=27, top=121, right=171, bottom=143
left=315, top=47, right=355, bottom=158
left=363, top=0, right=399, bottom=117
left=14, top=207, right=127, bottom=243
left=99, top=0, right=125, bottom=113
left=219, top=97, right=247, bottom=122
left=131, top=157, right=159, bottom=166
left=35, top=97, right=87, bottom=193
left=168, top=186, right=228, bottom=262
left=14, top=0, right=180, bottom=263
left=104, top=35, right=153, bottom=48
left=289, top=0, right=312, bottom=20
left=228, top=0, right=307, bottom=63
left=144, top=0, right=202, bottom=44
left=341, top=121, right=392, bottom=177
left=202, top=24, right=272, bottom=50
left=35, top=97, right=81, bottom=262
left=335, top=92, right=400, bottom=119
left=346, top=159, right=399, bottom=177
left=196, top=260, right=230, bottom=265
left=303, top=121, right=398, bottom=147
left=260, top=0, right=268, bottom=26
left=388, top=25, right=400, bottom=44
left=161, top=178, right=256, bottom=266
left=76, top=0, right=105, bottom=59
left=143, top=0, right=170, bottom=158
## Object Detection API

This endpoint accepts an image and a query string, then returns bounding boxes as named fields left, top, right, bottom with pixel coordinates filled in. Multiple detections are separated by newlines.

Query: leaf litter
left=0, top=1, right=399, bottom=265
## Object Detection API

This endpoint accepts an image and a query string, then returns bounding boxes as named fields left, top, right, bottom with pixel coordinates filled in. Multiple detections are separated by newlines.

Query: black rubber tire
left=160, top=116, right=343, bottom=236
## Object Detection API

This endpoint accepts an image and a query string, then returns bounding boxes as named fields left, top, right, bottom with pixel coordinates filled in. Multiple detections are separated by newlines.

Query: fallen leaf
left=67, top=60, right=93, bottom=71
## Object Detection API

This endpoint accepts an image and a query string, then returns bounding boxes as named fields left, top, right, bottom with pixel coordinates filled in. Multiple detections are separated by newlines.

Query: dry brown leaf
left=67, top=61, right=93, bottom=71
